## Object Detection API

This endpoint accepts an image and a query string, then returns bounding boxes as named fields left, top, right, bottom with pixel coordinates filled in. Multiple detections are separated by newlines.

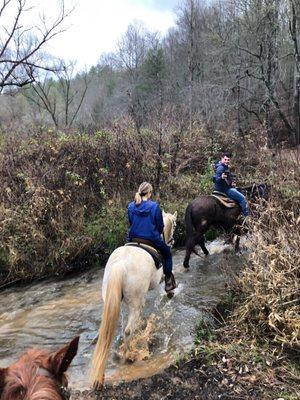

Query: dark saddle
left=210, top=191, right=239, bottom=208
left=125, top=238, right=165, bottom=270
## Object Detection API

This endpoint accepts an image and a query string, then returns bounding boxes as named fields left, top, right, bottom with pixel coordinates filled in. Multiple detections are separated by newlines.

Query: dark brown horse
left=183, top=184, right=268, bottom=269
left=0, top=336, right=79, bottom=400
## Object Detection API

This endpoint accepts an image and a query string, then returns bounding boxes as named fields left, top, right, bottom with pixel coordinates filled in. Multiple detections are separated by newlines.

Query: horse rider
left=213, top=154, right=250, bottom=217
left=127, top=182, right=177, bottom=293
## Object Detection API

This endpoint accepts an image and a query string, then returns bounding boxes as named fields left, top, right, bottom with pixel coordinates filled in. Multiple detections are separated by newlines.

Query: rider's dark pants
left=155, top=242, right=173, bottom=278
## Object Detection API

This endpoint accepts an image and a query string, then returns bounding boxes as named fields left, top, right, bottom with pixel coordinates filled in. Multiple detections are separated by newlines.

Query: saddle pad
left=212, top=190, right=230, bottom=198
left=210, top=194, right=238, bottom=208
left=125, top=242, right=164, bottom=270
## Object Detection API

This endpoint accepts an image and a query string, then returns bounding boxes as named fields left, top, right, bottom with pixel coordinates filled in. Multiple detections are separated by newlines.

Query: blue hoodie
left=127, top=200, right=164, bottom=246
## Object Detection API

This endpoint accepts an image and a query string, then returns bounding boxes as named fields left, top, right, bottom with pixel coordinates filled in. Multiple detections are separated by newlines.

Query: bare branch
left=0, top=0, right=73, bottom=91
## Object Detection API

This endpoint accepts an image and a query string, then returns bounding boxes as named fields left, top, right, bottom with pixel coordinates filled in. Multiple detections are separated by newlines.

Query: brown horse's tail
left=185, top=203, right=195, bottom=238
left=90, top=262, right=123, bottom=389
left=185, top=203, right=201, bottom=256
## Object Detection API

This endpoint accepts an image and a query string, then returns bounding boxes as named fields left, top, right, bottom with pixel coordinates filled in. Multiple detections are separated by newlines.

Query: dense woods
left=0, top=0, right=299, bottom=148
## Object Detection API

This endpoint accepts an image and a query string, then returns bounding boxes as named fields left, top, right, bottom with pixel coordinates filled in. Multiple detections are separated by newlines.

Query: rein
left=166, top=237, right=173, bottom=245
left=163, top=231, right=174, bottom=245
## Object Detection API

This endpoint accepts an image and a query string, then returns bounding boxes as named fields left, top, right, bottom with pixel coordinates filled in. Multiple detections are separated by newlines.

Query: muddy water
left=0, top=239, right=245, bottom=390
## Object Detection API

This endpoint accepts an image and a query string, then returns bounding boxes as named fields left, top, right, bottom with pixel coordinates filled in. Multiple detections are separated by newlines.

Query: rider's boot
left=165, top=273, right=177, bottom=293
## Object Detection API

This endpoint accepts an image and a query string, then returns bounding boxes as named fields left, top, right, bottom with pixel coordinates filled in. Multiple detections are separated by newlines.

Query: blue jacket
left=127, top=200, right=164, bottom=246
left=212, top=161, right=222, bottom=183
left=214, top=163, right=232, bottom=192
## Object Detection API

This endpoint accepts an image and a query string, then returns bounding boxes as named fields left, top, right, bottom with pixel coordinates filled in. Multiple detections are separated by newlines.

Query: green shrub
left=195, top=318, right=214, bottom=344
left=84, top=206, right=128, bottom=259
left=198, top=158, right=214, bottom=194
left=204, top=228, right=219, bottom=241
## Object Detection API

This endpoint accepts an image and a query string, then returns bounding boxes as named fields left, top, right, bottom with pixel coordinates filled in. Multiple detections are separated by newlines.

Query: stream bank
left=70, top=331, right=299, bottom=400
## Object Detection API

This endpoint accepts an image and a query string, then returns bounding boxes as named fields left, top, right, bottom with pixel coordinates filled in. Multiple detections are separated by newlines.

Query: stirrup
left=165, top=273, right=176, bottom=293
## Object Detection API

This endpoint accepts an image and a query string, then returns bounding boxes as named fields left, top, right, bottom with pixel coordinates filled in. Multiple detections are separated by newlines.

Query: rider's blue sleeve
left=128, top=206, right=133, bottom=225
left=214, top=165, right=225, bottom=183
left=154, top=204, right=164, bottom=234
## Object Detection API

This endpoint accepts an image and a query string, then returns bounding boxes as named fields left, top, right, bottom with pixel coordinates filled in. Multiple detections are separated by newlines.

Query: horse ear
left=49, top=336, right=79, bottom=378
left=0, top=367, right=7, bottom=393
left=173, top=211, right=177, bottom=219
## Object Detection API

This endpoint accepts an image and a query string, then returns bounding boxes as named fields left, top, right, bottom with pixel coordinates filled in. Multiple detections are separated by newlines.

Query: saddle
left=210, top=191, right=239, bottom=209
left=125, top=238, right=165, bottom=270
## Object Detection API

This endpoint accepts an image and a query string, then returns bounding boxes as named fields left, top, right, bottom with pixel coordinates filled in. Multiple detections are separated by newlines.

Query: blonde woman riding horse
left=128, top=182, right=177, bottom=293
left=91, top=182, right=177, bottom=388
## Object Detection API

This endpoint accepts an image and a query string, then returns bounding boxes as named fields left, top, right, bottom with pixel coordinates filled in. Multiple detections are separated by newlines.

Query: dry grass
left=231, top=148, right=300, bottom=351
left=236, top=204, right=299, bottom=349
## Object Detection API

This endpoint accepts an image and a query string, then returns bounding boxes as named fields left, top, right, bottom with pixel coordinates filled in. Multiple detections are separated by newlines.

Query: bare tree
left=58, top=63, right=89, bottom=128
left=289, top=0, right=300, bottom=145
left=24, top=61, right=89, bottom=129
left=117, top=22, right=158, bottom=144
left=177, top=0, right=204, bottom=128
left=0, top=0, right=71, bottom=92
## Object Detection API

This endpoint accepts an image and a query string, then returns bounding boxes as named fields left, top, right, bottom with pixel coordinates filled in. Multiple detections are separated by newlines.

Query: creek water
left=0, top=239, right=246, bottom=390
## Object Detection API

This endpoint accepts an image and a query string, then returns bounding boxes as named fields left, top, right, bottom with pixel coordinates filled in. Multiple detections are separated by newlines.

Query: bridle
left=163, top=217, right=176, bottom=247
left=36, top=367, right=70, bottom=400
left=164, top=233, right=174, bottom=246
left=249, top=183, right=267, bottom=200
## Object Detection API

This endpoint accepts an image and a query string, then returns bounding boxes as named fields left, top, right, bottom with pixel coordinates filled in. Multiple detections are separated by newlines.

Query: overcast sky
left=43, top=0, right=179, bottom=71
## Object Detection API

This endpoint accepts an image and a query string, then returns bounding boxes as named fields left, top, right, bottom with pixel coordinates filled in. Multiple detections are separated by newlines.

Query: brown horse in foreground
left=0, top=336, right=79, bottom=400
left=183, top=184, right=268, bottom=269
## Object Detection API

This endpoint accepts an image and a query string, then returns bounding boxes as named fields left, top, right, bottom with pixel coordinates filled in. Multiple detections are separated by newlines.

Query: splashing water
left=119, top=314, right=157, bottom=362
left=0, top=239, right=247, bottom=389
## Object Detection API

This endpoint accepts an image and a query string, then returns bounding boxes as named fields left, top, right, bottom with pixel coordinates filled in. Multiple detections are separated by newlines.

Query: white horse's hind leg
left=123, top=297, right=145, bottom=358
left=149, top=268, right=163, bottom=289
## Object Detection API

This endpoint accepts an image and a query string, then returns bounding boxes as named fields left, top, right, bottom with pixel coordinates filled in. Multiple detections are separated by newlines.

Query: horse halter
left=165, top=234, right=174, bottom=246
left=163, top=219, right=176, bottom=247
left=36, top=367, right=70, bottom=400
left=250, top=183, right=267, bottom=200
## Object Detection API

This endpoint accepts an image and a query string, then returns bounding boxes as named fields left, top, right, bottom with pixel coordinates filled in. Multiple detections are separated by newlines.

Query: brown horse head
left=238, top=183, right=268, bottom=202
left=0, top=336, right=79, bottom=400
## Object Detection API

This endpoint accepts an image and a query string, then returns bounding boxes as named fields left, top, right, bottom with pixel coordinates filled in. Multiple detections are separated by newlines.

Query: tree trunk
left=265, top=0, right=279, bottom=147
left=188, top=1, right=195, bottom=130
left=294, top=62, right=300, bottom=146
left=290, top=0, right=300, bottom=145
left=155, top=126, right=163, bottom=200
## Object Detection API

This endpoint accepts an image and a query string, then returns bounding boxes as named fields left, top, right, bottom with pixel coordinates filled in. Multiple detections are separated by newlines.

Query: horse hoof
left=166, top=291, right=175, bottom=299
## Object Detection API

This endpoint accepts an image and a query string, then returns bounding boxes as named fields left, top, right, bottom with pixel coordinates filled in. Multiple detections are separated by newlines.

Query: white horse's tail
left=90, top=262, right=123, bottom=388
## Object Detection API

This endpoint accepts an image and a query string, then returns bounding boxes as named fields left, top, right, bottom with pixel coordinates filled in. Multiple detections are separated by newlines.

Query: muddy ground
left=71, top=357, right=272, bottom=400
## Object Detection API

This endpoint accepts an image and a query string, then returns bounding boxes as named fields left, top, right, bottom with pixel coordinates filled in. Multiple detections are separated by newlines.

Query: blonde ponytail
left=134, top=192, right=142, bottom=204
left=134, top=182, right=153, bottom=204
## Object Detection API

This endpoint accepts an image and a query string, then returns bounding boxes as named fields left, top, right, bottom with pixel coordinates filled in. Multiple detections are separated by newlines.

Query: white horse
left=90, top=210, right=177, bottom=388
